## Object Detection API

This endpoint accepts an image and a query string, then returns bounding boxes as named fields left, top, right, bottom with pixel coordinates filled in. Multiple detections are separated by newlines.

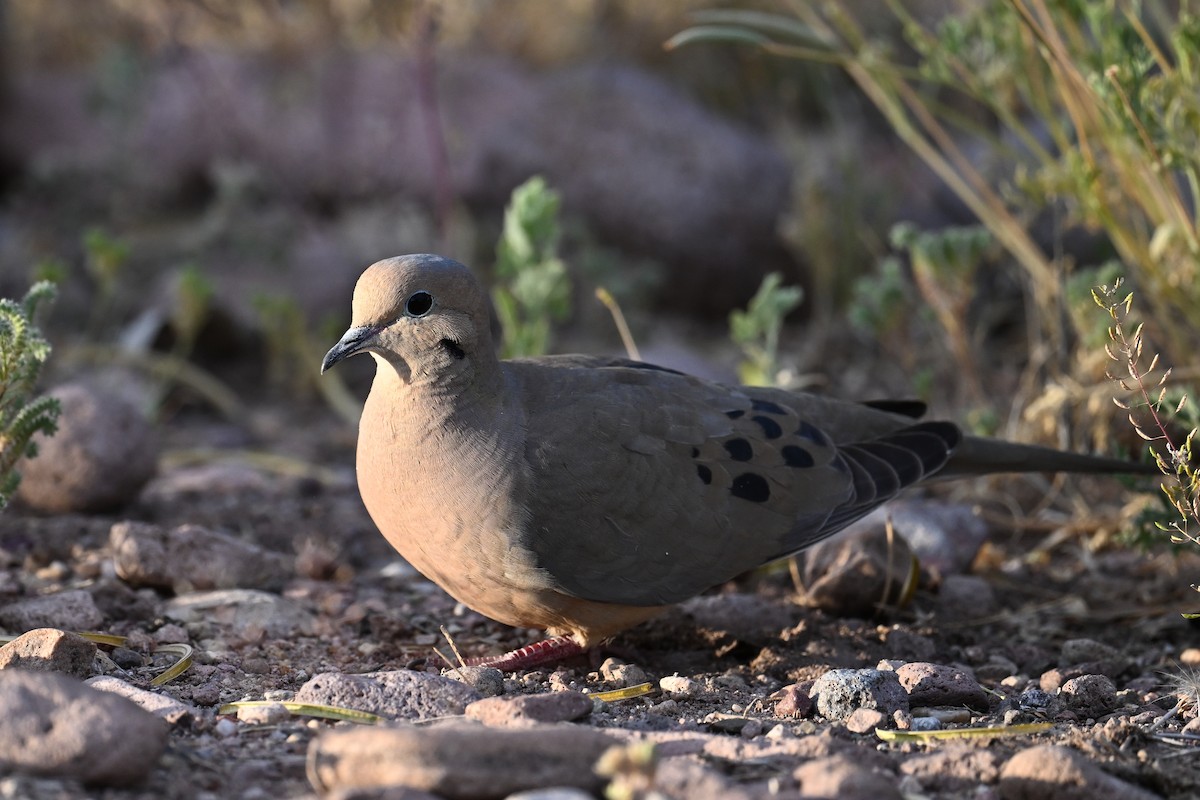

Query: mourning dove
left=322, top=254, right=1152, bottom=670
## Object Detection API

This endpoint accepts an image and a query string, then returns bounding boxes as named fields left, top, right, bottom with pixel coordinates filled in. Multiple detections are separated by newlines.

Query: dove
left=322, top=254, right=1152, bottom=670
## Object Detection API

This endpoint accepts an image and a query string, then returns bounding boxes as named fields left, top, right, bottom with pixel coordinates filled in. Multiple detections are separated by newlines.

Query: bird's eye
left=405, top=290, right=433, bottom=318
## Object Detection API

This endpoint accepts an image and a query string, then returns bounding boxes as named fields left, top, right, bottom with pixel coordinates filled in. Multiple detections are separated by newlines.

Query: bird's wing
left=509, top=358, right=959, bottom=606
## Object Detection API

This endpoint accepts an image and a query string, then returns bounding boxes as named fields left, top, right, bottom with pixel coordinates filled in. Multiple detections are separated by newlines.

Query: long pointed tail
left=943, top=435, right=1158, bottom=477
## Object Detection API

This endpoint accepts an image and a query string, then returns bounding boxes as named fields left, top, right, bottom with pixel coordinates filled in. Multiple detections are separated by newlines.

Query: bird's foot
left=465, top=636, right=584, bottom=671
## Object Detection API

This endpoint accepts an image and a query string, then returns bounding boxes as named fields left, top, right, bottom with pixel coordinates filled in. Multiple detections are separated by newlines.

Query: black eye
left=405, top=291, right=433, bottom=317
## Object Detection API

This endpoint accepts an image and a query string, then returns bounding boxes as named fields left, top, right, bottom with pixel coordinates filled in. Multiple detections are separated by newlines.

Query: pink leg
left=465, top=635, right=584, bottom=671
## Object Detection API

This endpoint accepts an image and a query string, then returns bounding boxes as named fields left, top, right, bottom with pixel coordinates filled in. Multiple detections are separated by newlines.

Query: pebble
left=465, top=691, right=593, bottom=727
left=599, top=658, right=649, bottom=688
left=773, top=682, right=814, bottom=718
left=845, top=707, right=887, bottom=733
left=236, top=702, right=291, bottom=725
left=0, top=589, right=104, bottom=632
left=1059, top=638, right=1129, bottom=677
left=810, top=668, right=909, bottom=720
left=0, top=628, right=96, bottom=678
left=111, top=521, right=293, bottom=593
left=1061, top=674, right=1119, bottom=719
left=296, top=670, right=480, bottom=720
left=447, top=665, right=505, bottom=697
left=999, top=744, right=1163, bottom=800
left=16, top=382, right=159, bottom=513
left=794, top=754, right=903, bottom=800
left=659, top=674, right=701, bottom=700
left=164, top=589, right=314, bottom=639
left=802, top=527, right=918, bottom=616
left=935, top=574, right=998, bottom=618
left=900, top=745, right=1002, bottom=792
left=885, top=500, right=990, bottom=575
left=911, top=706, right=972, bottom=724
left=308, top=721, right=615, bottom=797
left=896, top=662, right=989, bottom=710
left=85, top=675, right=195, bottom=725
left=215, top=718, right=239, bottom=738
left=910, top=716, right=942, bottom=731
left=504, top=789, right=594, bottom=800
left=0, top=670, right=167, bottom=786
left=1180, top=647, right=1200, bottom=667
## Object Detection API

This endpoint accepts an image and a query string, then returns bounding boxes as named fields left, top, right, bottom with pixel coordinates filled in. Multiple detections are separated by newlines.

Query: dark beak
left=321, top=325, right=377, bottom=373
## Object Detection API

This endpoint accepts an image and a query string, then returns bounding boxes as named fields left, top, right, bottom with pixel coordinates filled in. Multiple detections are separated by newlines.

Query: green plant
left=83, top=226, right=131, bottom=335
left=492, top=176, right=571, bottom=358
left=171, top=264, right=214, bottom=357
left=729, top=272, right=804, bottom=387
left=669, top=1, right=1200, bottom=439
left=1094, top=280, right=1198, bottom=557
left=0, top=282, right=61, bottom=508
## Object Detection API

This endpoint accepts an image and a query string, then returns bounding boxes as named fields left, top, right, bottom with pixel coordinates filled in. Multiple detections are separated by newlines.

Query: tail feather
left=944, top=435, right=1157, bottom=477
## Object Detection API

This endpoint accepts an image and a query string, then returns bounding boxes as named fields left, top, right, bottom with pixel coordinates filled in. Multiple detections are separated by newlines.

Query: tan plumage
left=322, top=254, right=1151, bottom=668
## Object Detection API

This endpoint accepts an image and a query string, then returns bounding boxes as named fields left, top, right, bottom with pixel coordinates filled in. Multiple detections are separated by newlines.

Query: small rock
left=296, top=670, right=480, bottom=720
left=999, top=744, right=1162, bottom=800
left=936, top=575, right=998, bottom=619
left=0, top=589, right=104, bottom=632
left=794, top=754, right=903, bottom=800
left=911, top=716, right=942, bottom=731
left=599, top=658, right=649, bottom=688
left=803, top=528, right=917, bottom=616
left=0, top=670, right=168, bottom=786
left=504, top=790, right=595, bottom=800
left=111, top=521, right=293, bottom=593
left=214, top=718, right=239, bottom=738
left=845, top=707, right=887, bottom=734
left=447, top=665, right=504, bottom=697
left=84, top=676, right=195, bottom=725
left=164, top=589, right=313, bottom=639
left=893, top=709, right=912, bottom=730
left=659, top=675, right=701, bottom=700
left=152, top=624, right=189, bottom=644
left=1180, top=647, right=1200, bottom=667
left=1061, top=675, right=1119, bottom=719
left=1020, top=687, right=1059, bottom=713
left=896, top=662, right=989, bottom=710
left=811, top=668, right=909, bottom=721
left=1060, top=638, right=1129, bottom=677
left=1060, top=638, right=1119, bottom=665
left=235, top=702, right=291, bottom=725
left=704, top=713, right=756, bottom=734
left=1039, top=667, right=1076, bottom=692
left=911, top=706, right=972, bottom=724
left=773, top=683, right=814, bottom=718
left=883, top=628, right=937, bottom=662
left=0, top=628, right=96, bottom=677
left=901, top=745, right=1002, bottom=792
left=308, top=721, right=615, bottom=797
left=465, top=691, right=592, bottom=727
left=17, top=382, right=158, bottom=513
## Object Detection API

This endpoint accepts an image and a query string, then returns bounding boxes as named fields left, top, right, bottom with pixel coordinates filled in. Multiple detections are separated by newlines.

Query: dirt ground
left=0, top=387, right=1196, bottom=799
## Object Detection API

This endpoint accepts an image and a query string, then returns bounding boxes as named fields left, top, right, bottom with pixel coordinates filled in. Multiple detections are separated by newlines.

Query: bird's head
left=321, top=254, right=493, bottom=387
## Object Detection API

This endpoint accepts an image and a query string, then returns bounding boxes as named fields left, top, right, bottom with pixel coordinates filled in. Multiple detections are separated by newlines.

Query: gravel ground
left=0, top=392, right=1195, bottom=800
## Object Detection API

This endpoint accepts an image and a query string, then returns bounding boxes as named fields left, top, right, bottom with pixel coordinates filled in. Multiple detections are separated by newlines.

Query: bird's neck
left=368, top=353, right=514, bottom=433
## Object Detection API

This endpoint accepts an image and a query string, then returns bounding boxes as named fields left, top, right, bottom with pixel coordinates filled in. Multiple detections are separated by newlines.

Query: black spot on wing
left=726, top=410, right=745, bottom=420
left=782, top=445, right=815, bottom=468
left=731, top=473, right=770, bottom=502
left=724, top=438, right=753, bottom=462
left=752, top=415, right=783, bottom=439
left=751, top=399, right=788, bottom=415
left=697, top=464, right=713, bottom=485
